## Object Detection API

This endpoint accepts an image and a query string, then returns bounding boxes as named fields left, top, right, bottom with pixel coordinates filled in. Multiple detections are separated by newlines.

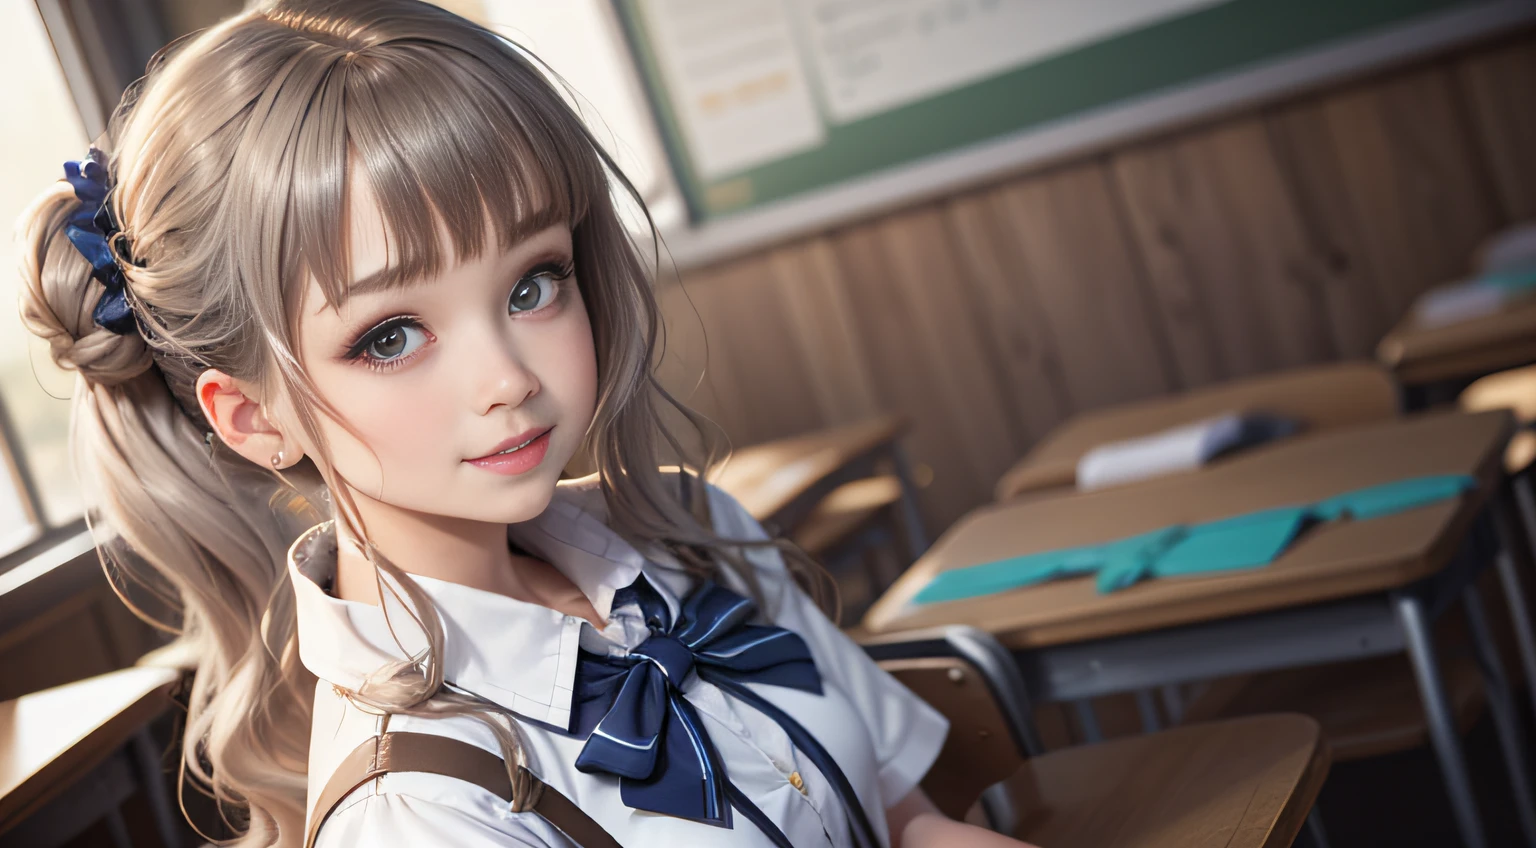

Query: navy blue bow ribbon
left=569, top=578, right=878, bottom=848
left=62, top=148, right=136, bottom=335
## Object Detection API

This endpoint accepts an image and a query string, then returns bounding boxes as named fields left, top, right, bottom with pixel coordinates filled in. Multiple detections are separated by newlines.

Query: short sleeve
left=704, top=484, right=951, bottom=806
left=314, top=780, right=569, bottom=848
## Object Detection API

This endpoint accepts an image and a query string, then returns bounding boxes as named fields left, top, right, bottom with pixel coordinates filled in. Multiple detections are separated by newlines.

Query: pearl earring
left=271, top=451, right=284, bottom=469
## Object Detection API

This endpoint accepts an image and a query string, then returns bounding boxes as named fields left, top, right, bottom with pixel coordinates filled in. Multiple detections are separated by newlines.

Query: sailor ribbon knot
left=569, top=578, right=878, bottom=848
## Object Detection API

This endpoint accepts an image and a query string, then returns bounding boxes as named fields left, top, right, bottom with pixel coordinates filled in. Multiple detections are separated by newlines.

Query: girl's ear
left=196, top=369, right=305, bottom=470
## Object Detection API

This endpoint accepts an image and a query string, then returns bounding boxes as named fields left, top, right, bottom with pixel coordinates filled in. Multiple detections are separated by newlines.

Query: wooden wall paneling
left=762, top=238, right=884, bottom=426
left=1267, top=67, right=1503, bottom=335
left=943, top=191, right=1074, bottom=445
left=986, top=163, right=1179, bottom=409
left=1456, top=32, right=1536, bottom=224
left=703, top=258, right=828, bottom=446
left=1261, top=118, right=1392, bottom=360
left=661, top=259, right=826, bottom=448
left=1111, top=118, right=1340, bottom=384
left=654, top=268, right=744, bottom=441
left=829, top=209, right=1025, bottom=530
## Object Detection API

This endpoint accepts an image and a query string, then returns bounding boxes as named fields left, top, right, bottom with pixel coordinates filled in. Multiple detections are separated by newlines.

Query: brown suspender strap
left=304, top=731, right=622, bottom=848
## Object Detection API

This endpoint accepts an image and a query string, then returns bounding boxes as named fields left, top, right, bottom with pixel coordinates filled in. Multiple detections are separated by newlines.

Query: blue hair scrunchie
left=62, top=147, right=138, bottom=336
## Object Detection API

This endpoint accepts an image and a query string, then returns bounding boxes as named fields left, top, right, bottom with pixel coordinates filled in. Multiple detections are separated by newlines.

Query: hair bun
left=18, top=182, right=155, bottom=388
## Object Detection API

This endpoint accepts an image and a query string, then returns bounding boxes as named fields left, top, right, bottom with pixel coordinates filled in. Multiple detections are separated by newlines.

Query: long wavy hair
left=16, top=1, right=829, bottom=844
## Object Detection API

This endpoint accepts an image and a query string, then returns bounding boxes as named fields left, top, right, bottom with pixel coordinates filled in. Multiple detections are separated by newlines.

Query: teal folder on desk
left=914, top=474, right=1475, bottom=604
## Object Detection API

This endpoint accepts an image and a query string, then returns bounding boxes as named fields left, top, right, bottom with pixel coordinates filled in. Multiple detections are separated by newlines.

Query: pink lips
left=465, top=428, right=552, bottom=476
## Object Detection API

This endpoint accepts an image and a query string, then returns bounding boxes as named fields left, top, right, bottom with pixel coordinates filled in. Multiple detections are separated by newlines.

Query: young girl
left=18, top=2, right=1034, bottom=845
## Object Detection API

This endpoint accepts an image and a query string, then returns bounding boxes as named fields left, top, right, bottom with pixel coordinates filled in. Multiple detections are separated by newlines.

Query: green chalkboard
left=614, top=0, right=1493, bottom=223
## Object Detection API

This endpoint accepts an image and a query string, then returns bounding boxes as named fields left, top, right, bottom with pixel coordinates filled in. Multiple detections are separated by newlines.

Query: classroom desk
left=0, top=666, right=180, bottom=844
left=994, top=361, right=1398, bottom=500
left=1377, top=294, right=1536, bottom=388
left=865, top=409, right=1536, bottom=848
left=710, top=414, right=927, bottom=556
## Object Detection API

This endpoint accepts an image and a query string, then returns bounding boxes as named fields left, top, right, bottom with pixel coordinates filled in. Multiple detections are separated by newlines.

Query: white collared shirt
left=293, top=478, right=948, bottom=847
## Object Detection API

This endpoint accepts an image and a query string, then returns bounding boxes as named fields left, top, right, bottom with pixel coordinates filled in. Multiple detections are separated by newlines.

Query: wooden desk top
left=1016, top=713, right=1328, bottom=848
left=996, top=362, right=1398, bottom=500
left=865, top=410, right=1512, bottom=648
left=710, top=414, right=907, bottom=522
left=0, top=666, right=179, bottom=832
left=1377, top=295, right=1536, bottom=386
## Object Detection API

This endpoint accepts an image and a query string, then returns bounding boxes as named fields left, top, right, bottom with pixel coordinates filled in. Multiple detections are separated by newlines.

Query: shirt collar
left=288, top=475, right=687, bottom=730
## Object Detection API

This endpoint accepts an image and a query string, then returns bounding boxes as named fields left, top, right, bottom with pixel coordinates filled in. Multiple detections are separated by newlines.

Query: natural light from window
left=1, top=0, right=89, bottom=545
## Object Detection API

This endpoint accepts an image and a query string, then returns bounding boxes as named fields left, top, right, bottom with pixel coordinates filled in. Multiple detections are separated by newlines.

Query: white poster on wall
left=636, top=0, right=826, bottom=179
left=790, top=0, right=1234, bottom=124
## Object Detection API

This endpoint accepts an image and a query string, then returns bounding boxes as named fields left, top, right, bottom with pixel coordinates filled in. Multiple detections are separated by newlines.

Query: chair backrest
left=861, top=626, right=1040, bottom=824
left=998, top=361, right=1401, bottom=499
left=1461, top=364, right=1536, bottom=423
left=1460, top=365, right=1536, bottom=475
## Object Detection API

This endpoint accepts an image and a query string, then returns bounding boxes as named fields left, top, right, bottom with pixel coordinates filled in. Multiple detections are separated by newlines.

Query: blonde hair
left=16, top=1, right=829, bottom=844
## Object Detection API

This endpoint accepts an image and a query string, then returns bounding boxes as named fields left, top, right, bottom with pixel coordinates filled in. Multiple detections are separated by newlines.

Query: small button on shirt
left=292, top=478, right=948, bottom=847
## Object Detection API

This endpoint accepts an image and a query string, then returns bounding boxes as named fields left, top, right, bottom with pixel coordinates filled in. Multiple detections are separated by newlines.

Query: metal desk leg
left=1396, top=594, right=1488, bottom=848
left=1463, top=587, right=1536, bottom=847
left=1300, top=808, right=1331, bottom=848
left=889, top=445, right=930, bottom=560
left=104, top=808, right=131, bottom=848
left=1513, top=474, right=1536, bottom=562
left=1072, top=700, right=1104, bottom=744
left=130, top=729, right=181, bottom=848
left=1497, top=548, right=1536, bottom=718
left=1159, top=684, right=1185, bottom=725
left=1134, top=689, right=1162, bottom=733
left=979, top=783, right=1018, bottom=835
left=1494, top=482, right=1536, bottom=717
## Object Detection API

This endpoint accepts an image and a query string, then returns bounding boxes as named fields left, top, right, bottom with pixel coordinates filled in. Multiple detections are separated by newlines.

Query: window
left=0, top=0, right=91, bottom=561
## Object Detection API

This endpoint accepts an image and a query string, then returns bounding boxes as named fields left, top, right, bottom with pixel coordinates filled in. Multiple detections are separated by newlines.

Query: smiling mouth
left=492, top=434, right=540, bottom=456
left=468, top=427, right=553, bottom=462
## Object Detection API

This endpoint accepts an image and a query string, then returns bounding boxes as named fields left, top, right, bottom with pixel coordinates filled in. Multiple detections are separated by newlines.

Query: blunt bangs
left=285, top=32, right=605, bottom=308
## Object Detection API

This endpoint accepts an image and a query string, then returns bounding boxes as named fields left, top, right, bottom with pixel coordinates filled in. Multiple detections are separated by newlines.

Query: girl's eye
left=509, top=263, right=571, bottom=314
left=348, top=319, right=429, bottom=366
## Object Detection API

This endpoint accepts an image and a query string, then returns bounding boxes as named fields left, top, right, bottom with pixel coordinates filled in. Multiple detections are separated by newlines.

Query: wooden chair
left=789, top=475, right=909, bottom=614
left=0, top=666, right=182, bottom=848
left=862, top=626, right=1331, bottom=847
left=1379, top=295, right=1536, bottom=391
left=1460, top=365, right=1536, bottom=713
left=995, top=361, right=1399, bottom=500
left=713, top=415, right=929, bottom=606
left=1462, top=364, right=1536, bottom=476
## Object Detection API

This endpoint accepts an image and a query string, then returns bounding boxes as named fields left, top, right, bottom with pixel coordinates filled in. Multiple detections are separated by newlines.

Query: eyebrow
left=338, top=204, right=568, bottom=302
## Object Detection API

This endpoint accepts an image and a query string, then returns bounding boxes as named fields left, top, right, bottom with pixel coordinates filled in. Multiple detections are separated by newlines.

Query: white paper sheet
left=790, top=0, right=1233, bottom=124
left=637, top=0, right=826, bottom=179
left=1077, top=413, right=1243, bottom=491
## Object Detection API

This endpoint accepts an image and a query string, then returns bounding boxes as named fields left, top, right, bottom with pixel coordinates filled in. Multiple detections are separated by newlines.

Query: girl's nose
left=470, top=332, right=540, bottom=415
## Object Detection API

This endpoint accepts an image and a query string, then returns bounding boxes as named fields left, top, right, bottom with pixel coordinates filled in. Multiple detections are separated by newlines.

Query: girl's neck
left=331, top=497, right=603, bottom=626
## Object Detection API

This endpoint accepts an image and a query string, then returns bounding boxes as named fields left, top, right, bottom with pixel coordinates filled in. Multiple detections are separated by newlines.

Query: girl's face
left=293, top=179, right=598, bottom=525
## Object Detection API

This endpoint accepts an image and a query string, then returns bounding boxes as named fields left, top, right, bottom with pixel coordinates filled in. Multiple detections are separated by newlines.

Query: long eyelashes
left=509, top=261, right=574, bottom=313
left=339, top=317, right=432, bottom=373
left=529, top=260, right=575, bottom=283
left=343, top=316, right=422, bottom=360
left=339, top=259, right=575, bottom=372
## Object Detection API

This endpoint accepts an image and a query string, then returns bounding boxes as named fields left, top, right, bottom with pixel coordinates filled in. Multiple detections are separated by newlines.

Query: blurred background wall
left=652, top=28, right=1536, bottom=533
